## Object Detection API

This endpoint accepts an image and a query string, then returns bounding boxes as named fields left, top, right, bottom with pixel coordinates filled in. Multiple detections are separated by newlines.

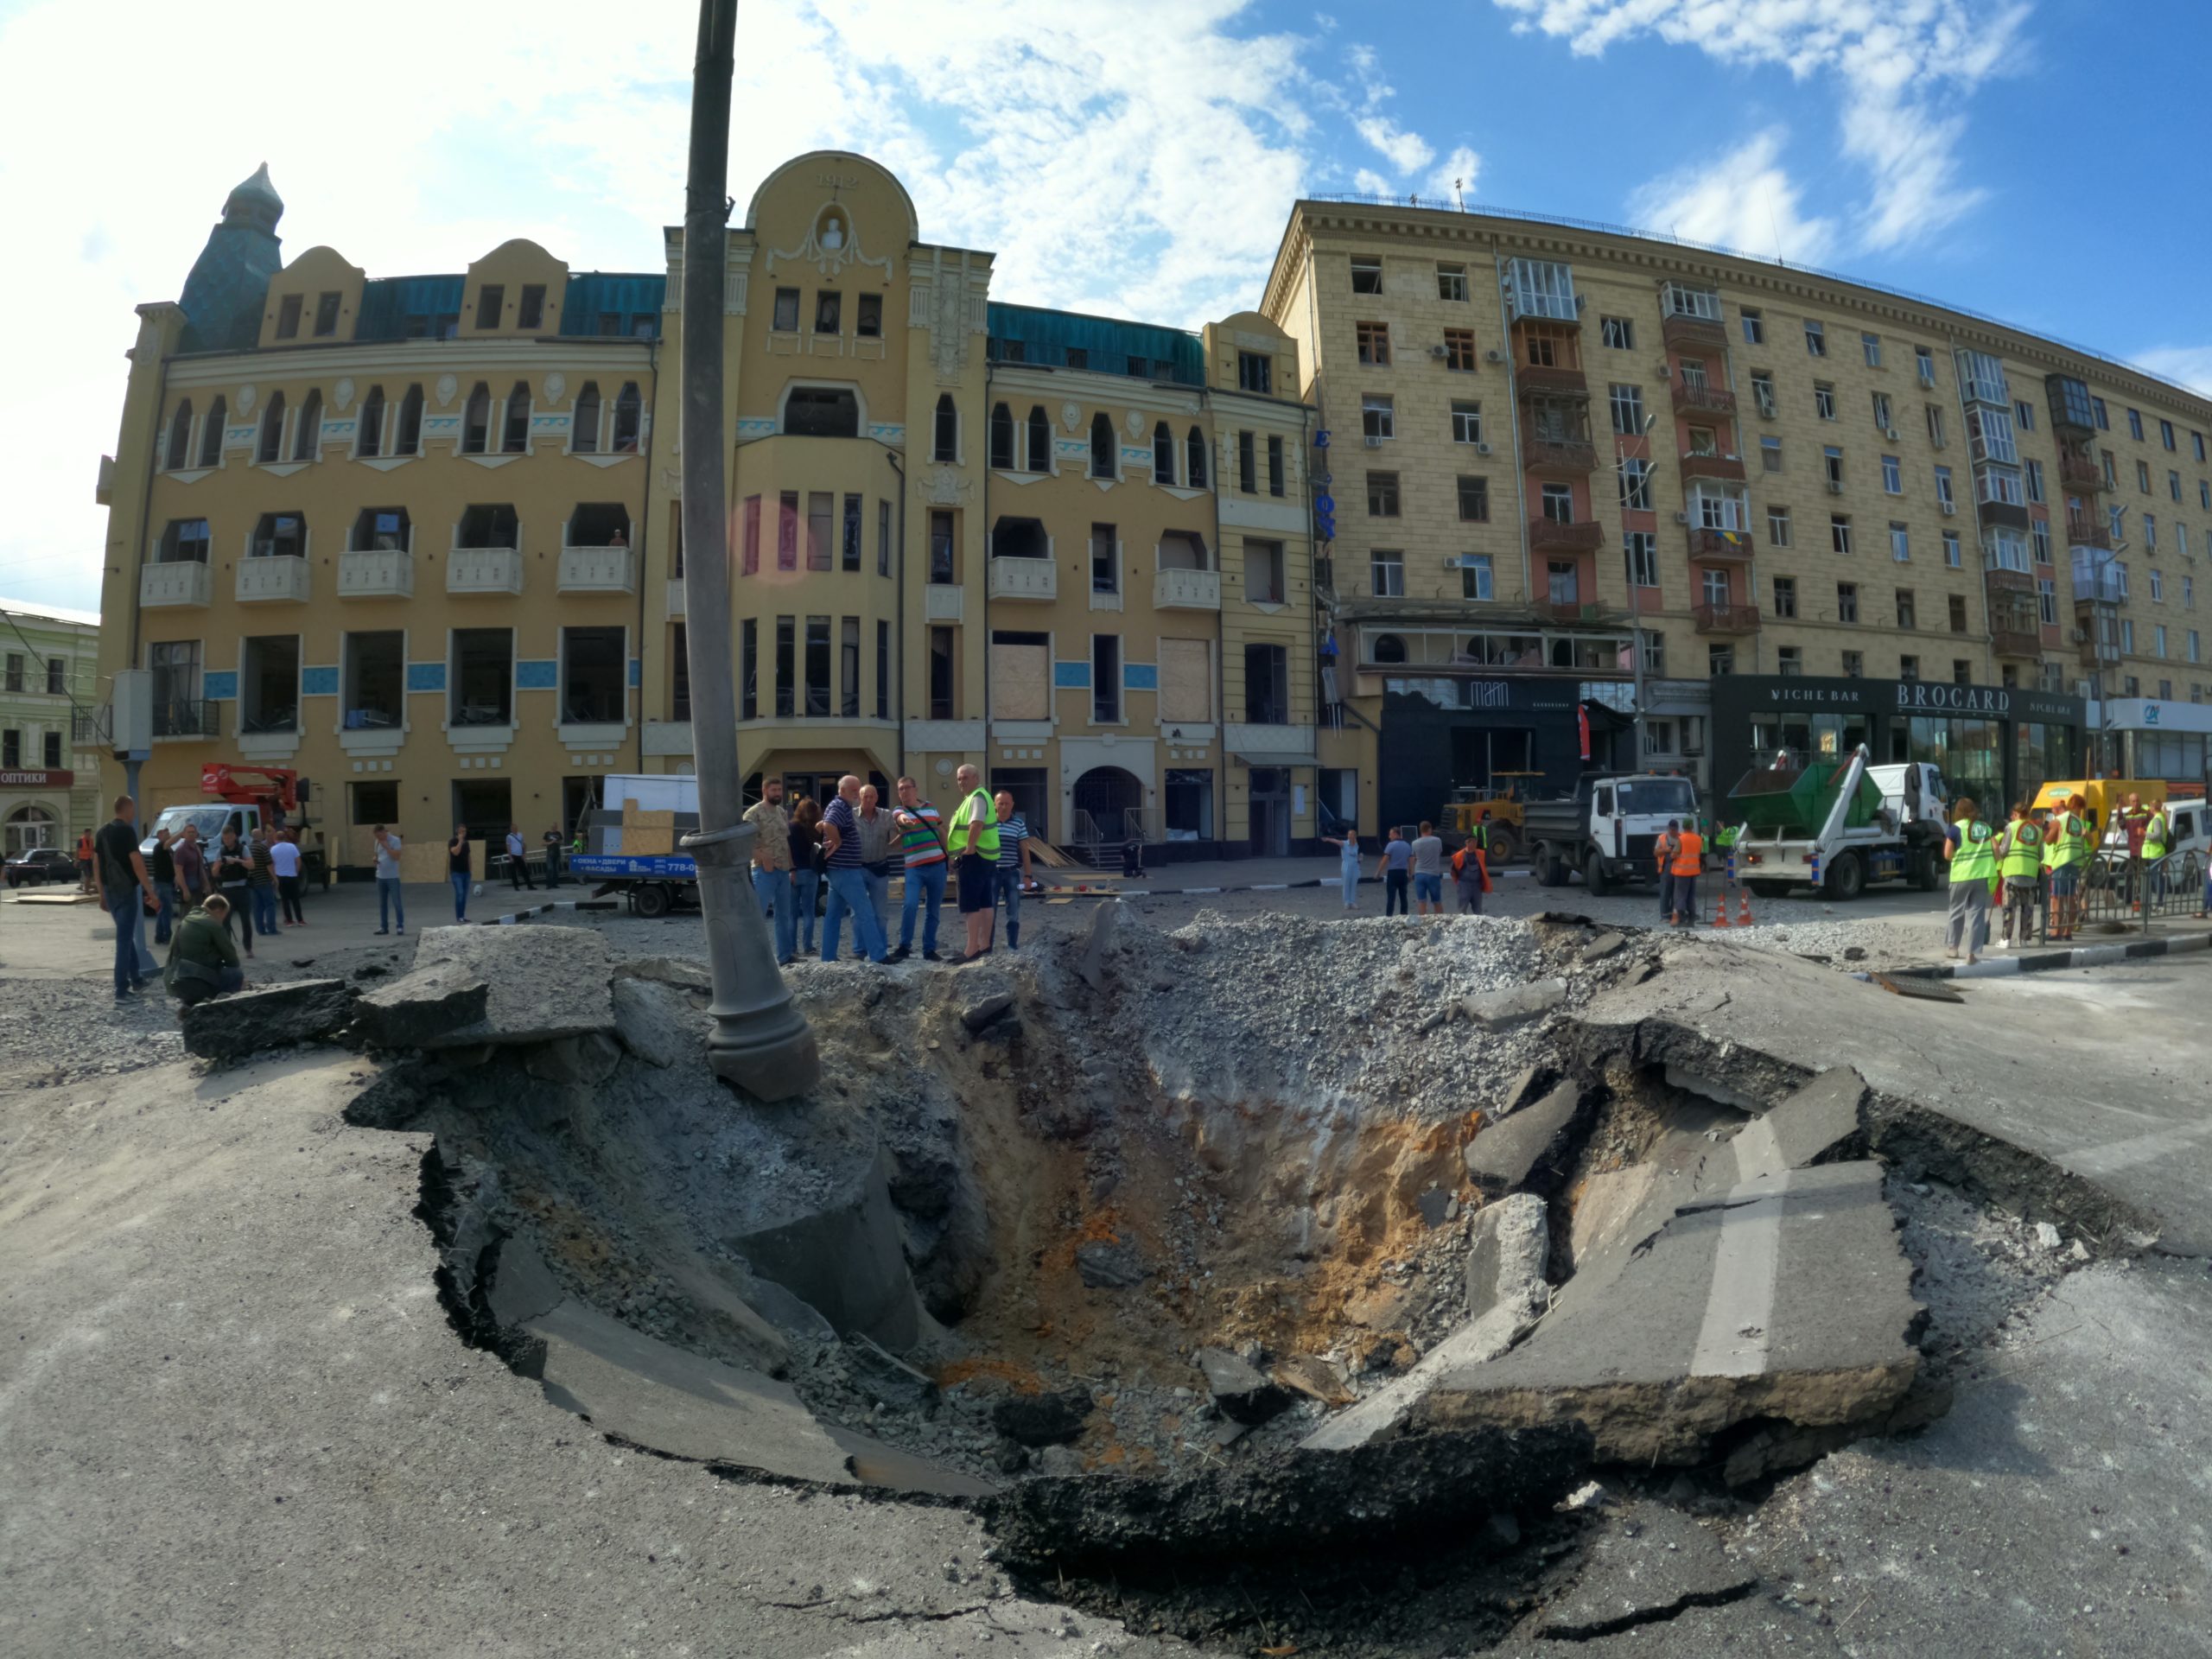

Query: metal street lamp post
left=678, top=0, right=819, bottom=1100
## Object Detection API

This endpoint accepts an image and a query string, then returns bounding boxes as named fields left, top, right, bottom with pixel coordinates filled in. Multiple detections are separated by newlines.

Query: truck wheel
left=1824, top=852, right=1866, bottom=902
left=1485, top=826, right=1517, bottom=865
left=1536, top=846, right=1566, bottom=888
left=1584, top=850, right=1611, bottom=896
left=633, top=883, right=672, bottom=919
left=1911, top=849, right=1940, bottom=892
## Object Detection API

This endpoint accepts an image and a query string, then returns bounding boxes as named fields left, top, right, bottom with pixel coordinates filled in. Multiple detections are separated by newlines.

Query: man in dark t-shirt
left=92, top=796, right=156, bottom=1001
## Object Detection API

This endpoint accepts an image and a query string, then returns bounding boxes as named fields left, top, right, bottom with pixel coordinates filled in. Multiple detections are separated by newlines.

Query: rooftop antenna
left=1454, top=176, right=1466, bottom=212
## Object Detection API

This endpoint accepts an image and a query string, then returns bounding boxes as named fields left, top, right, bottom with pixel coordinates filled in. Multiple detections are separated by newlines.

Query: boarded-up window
left=990, top=632, right=1049, bottom=719
left=1159, top=638, right=1212, bottom=722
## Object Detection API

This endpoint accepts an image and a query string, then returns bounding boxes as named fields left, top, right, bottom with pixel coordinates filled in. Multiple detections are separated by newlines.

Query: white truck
left=1726, top=746, right=1949, bottom=901
left=1523, top=772, right=1702, bottom=895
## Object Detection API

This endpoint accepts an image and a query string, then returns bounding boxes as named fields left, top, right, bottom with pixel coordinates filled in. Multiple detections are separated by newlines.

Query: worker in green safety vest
left=1942, top=797, right=1999, bottom=965
left=2141, top=803, right=2171, bottom=908
left=2041, top=791, right=2089, bottom=941
left=1991, top=803, right=2044, bottom=950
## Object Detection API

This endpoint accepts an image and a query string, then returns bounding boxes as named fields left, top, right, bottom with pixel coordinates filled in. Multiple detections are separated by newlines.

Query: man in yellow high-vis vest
left=2043, top=791, right=2089, bottom=941
left=2141, top=801, right=2171, bottom=909
left=1942, top=797, right=1999, bottom=964
left=1992, top=803, right=2044, bottom=950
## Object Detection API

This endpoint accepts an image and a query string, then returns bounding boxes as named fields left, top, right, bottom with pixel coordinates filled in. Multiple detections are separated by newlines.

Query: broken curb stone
left=610, top=975, right=690, bottom=1069
left=350, top=961, right=490, bottom=1050
left=1578, top=931, right=1626, bottom=963
left=1464, top=1081, right=1586, bottom=1198
left=179, top=978, right=358, bottom=1062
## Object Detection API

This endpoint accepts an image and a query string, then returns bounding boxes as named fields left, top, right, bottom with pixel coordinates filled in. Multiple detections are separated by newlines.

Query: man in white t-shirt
left=270, top=831, right=307, bottom=926
left=372, top=825, right=405, bottom=935
left=1409, top=821, right=1446, bottom=917
left=504, top=822, right=536, bottom=891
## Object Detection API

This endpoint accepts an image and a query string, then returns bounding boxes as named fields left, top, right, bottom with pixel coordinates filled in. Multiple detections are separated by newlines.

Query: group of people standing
left=741, top=767, right=1033, bottom=967
left=1322, top=821, right=1492, bottom=915
left=1942, top=791, right=2177, bottom=963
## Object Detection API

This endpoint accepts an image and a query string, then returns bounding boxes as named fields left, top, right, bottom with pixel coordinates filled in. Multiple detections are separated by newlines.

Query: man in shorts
left=1408, top=821, right=1446, bottom=916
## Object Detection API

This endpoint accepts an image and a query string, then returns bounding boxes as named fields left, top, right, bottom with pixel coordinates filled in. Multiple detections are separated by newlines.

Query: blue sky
left=2, top=0, right=2207, bottom=613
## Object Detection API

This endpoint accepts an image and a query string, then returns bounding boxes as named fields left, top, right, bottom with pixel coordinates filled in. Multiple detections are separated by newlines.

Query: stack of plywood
left=623, top=808, right=677, bottom=856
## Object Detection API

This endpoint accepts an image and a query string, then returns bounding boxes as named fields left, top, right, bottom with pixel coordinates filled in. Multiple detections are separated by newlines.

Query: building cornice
left=161, top=338, right=657, bottom=389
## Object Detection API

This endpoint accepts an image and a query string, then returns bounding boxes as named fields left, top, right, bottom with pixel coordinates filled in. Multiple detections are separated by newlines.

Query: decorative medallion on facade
left=435, top=374, right=458, bottom=408
left=767, top=204, right=893, bottom=283
left=543, top=372, right=566, bottom=405
left=1061, top=402, right=1082, bottom=432
left=926, top=467, right=971, bottom=506
left=235, top=384, right=257, bottom=416
left=333, top=378, right=354, bottom=412
left=1124, top=410, right=1144, bottom=438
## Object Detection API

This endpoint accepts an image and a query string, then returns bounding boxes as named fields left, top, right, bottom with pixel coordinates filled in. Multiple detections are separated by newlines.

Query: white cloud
left=1354, top=114, right=1435, bottom=175
left=1493, top=0, right=2030, bottom=250
left=1627, top=128, right=1838, bottom=264
left=1353, top=168, right=1397, bottom=197
left=2133, top=347, right=2212, bottom=402
left=1431, top=145, right=1482, bottom=203
left=0, top=0, right=1339, bottom=611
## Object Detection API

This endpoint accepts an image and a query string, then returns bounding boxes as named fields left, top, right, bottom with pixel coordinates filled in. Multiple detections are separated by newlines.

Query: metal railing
left=152, top=698, right=220, bottom=739
left=73, top=705, right=112, bottom=747
left=2078, top=849, right=2206, bottom=931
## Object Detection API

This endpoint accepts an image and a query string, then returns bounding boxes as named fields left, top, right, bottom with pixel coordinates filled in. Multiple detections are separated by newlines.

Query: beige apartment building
left=1263, top=198, right=2212, bottom=822
left=93, top=155, right=1325, bottom=869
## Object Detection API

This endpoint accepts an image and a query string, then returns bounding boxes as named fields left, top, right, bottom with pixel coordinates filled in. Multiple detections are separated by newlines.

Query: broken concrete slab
left=1733, top=1065, right=1866, bottom=1180
left=523, top=1031, right=623, bottom=1086
left=1273, top=1354, right=1352, bottom=1406
left=179, top=978, right=358, bottom=1062
left=1195, top=1346, right=1292, bottom=1426
left=609, top=974, right=691, bottom=1069
left=728, top=1147, right=920, bottom=1351
left=1579, top=931, right=1627, bottom=963
left=960, top=991, right=1016, bottom=1033
left=1535, top=1504, right=1757, bottom=1640
left=1075, top=1239, right=1147, bottom=1289
left=613, top=954, right=712, bottom=995
left=845, top=1333, right=939, bottom=1414
left=349, top=960, right=489, bottom=1050
left=1464, top=977, right=1567, bottom=1028
left=1465, top=1080, right=1587, bottom=1198
left=992, top=1389, right=1093, bottom=1446
left=413, top=925, right=616, bottom=1049
left=1076, top=900, right=1117, bottom=992
left=484, top=1237, right=567, bottom=1327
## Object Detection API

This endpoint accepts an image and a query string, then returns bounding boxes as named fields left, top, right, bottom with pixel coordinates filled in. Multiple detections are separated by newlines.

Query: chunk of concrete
left=1733, top=1065, right=1866, bottom=1179
left=1579, top=931, right=1627, bottom=963
left=1535, top=1504, right=1756, bottom=1640
left=350, top=960, right=489, bottom=1050
left=1463, top=976, right=1567, bottom=1027
left=1075, top=1239, right=1147, bottom=1289
left=845, top=1333, right=939, bottom=1414
left=960, top=991, right=1016, bottom=1033
left=1464, top=1080, right=1586, bottom=1198
left=992, top=1389, right=1093, bottom=1446
left=728, top=1147, right=920, bottom=1351
left=609, top=974, right=691, bottom=1069
left=1465, top=1192, right=1550, bottom=1326
left=412, top=925, right=616, bottom=1049
left=1195, top=1346, right=1292, bottom=1425
left=523, top=1031, right=623, bottom=1086
left=613, top=954, right=712, bottom=995
left=1273, top=1354, right=1352, bottom=1407
left=1077, top=901, right=1118, bottom=990
left=179, top=978, right=359, bottom=1062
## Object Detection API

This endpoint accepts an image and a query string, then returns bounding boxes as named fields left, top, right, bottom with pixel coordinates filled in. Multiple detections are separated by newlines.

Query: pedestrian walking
left=271, top=829, right=306, bottom=925
left=990, top=791, right=1030, bottom=950
left=447, top=827, right=473, bottom=921
left=172, top=823, right=208, bottom=911
left=163, top=893, right=245, bottom=1007
left=817, top=775, right=888, bottom=963
left=1452, top=837, right=1491, bottom=913
left=1667, top=821, right=1705, bottom=926
left=246, top=825, right=280, bottom=938
left=372, top=823, right=405, bottom=934
left=505, top=823, right=536, bottom=890
left=1376, top=827, right=1412, bottom=917
left=1323, top=826, right=1362, bottom=910
left=149, top=827, right=179, bottom=944
left=213, top=827, right=255, bottom=958
left=1409, top=821, right=1446, bottom=916
left=92, top=795, right=156, bottom=1002
left=889, top=777, right=947, bottom=962
left=543, top=824, right=564, bottom=887
left=1992, top=804, right=2044, bottom=950
left=76, top=827, right=96, bottom=893
left=1942, top=797, right=1996, bottom=965
left=854, top=784, right=898, bottom=958
left=947, top=764, right=1000, bottom=963
left=788, top=793, right=823, bottom=955
left=744, top=777, right=798, bottom=965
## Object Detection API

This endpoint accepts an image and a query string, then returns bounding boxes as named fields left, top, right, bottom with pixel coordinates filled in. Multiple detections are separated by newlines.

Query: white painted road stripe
left=1689, top=1168, right=1789, bottom=1379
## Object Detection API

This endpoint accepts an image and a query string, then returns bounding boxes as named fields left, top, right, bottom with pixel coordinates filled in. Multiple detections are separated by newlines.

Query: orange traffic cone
left=1712, top=887, right=1731, bottom=928
left=1738, top=887, right=1754, bottom=926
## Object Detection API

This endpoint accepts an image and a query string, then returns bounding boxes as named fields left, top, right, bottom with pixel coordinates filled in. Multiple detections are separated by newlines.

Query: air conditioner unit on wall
left=1940, top=502, right=1957, bottom=515
left=1827, top=480, right=1846, bottom=494
left=1363, top=435, right=1385, bottom=448
left=1474, top=441, right=1492, bottom=455
left=1672, top=512, right=1691, bottom=525
left=1484, top=349, right=1505, bottom=364
left=1884, top=428, right=1902, bottom=442
left=1429, top=344, right=1449, bottom=360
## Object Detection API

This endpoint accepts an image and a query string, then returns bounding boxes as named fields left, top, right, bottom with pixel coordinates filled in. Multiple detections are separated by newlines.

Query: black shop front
left=1376, top=681, right=1633, bottom=834
left=1709, top=676, right=2087, bottom=812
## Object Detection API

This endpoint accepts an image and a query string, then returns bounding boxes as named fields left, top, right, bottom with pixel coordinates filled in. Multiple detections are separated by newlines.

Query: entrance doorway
left=452, top=779, right=514, bottom=847
left=1449, top=726, right=1533, bottom=791
left=1071, top=766, right=1142, bottom=845
left=1248, top=766, right=1291, bottom=856
left=991, top=766, right=1049, bottom=841
left=5, top=803, right=56, bottom=855
left=1317, top=768, right=1357, bottom=836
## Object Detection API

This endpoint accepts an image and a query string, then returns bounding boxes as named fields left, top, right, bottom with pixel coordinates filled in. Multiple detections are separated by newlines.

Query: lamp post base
left=684, top=823, right=822, bottom=1103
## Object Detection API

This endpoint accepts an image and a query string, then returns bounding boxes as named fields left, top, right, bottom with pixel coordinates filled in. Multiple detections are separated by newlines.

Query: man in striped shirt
left=889, top=775, right=946, bottom=962
left=991, top=790, right=1032, bottom=950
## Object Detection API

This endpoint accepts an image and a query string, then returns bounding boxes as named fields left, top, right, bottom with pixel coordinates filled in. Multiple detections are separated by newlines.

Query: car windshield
left=1614, top=779, right=1697, bottom=817
left=147, top=806, right=232, bottom=845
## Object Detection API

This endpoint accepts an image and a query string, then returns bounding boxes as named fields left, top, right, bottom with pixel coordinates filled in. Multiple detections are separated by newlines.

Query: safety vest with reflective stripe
left=1948, top=819, right=1998, bottom=884
left=1995, top=820, right=2044, bottom=880
left=2044, top=812, right=2088, bottom=868
left=2144, top=811, right=2170, bottom=861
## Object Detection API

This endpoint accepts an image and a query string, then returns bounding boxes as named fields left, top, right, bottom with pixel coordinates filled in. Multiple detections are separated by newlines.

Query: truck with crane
left=1725, top=745, right=1948, bottom=900
left=139, top=762, right=329, bottom=885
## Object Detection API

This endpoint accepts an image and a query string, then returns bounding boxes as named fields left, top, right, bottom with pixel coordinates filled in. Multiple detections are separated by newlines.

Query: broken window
left=1027, top=406, right=1052, bottom=473
left=990, top=403, right=1016, bottom=469
left=559, top=626, right=625, bottom=725
left=502, top=381, right=531, bottom=453
left=351, top=508, right=409, bottom=551
left=165, top=399, right=194, bottom=469
left=457, top=505, right=519, bottom=549
left=612, top=382, right=642, bottom=453
left=461, top=383, right=492, bottom=454
left=357, top=385, right=385, bottom=458
left=518, top=284, right=546, bottom=330
left=935, top=394, right=958, bottom=463
left=342, top=631, right=403, bottom=728
left=451, top=629, right=513, bottom=726
left=571, top=382, right=600, bottom=453
left=784, top=386, right=858, bottom=438
left=567, top=503, right=631, bottom=549
left=475, top=284, right=505, bottom=330
left=251, top=512, right=305, bottom=558
left=198, top=396, right=226, bottom=467
left=395, top=385, right=423, bottom=455
left=1090, top=412, right=1116, bottom=479
left=257, top=390, right=286, bottom=463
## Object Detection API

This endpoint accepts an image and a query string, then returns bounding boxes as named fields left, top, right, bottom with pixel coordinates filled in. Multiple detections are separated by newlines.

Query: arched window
left=257, top=391, right=286, bottom=463
left=988, top=403, right=1014, bottom=470
left=198, top=396, right=226, bottom=467
left=396, top=385, right=423, bottom=454
left=461, top=383, right=492, bottom=454
left=1090, top=411, right=1116, bottom=479
left=571, top=381, right=601, bottom=454
left=612, top=382, right=642, bottom=453
left=1027, top=405, right=1052, bottom=474
left=1186, top=426, right=1208, bottom=490
left=357, top=385, right=385, bottom=458
left=933, top=394, right=957, bottom=463
left=292, top=390, right=322, bottom=461
left=1153, top=422, right=1174, bottom=482
left=1371, top=633, right=1407, bottom=664
left=165, top=400, right=194, bottom=470
left=502, top=381, right=531, bottom=454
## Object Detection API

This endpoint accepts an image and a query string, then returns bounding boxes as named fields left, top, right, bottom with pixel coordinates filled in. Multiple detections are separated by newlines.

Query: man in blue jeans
left=890, top=775, right=947, bottom=962
left=92, top=795, right=157, bottom=1002
left=371, top=823, right=406, bottom=934
left=990, top=790, right=1031, bottom=950
left=817, top=774, right=887, bottom=963
left=743, top=778, right=798, bottom=965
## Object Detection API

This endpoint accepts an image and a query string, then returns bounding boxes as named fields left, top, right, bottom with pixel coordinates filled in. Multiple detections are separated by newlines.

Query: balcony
left=448, top=546, right=524, bottom=595
left=1516, top=364, right=1588, bottom=397
left=558, top=543, right=637, bottom=594
left=338, top=548, right=415, bottom=599
left=988, top=556, right=1058, bottom=602
left=1535, top=599, right=1611, bottom=625
left=1990, top=625, right=2042, bottom=660
left=1679, top=450, right=1747, bottom=484
left=2056, top=451, right=2104, bottom=493
left=1661, top=311, right=1729, bottom=350
left=1976, top=497, right=2031, bottom=533
left=1688, top=526, right=1756, bottom=563
left=140, top=561, right=211, bottom=608
left=152, top=698, right=221, bottom=739
left=1528, top=517, right=1605, bottom=555
left=2071, top=557, right=2124, bottom=604
left=1694, top=602, right=1761, bottom=636
left=1984, top=566, right=2035, bottom=596
left=2065, top=518, right=2112, bottom=552
left=1522, top=435, right=1597, bottom=474
left=1669, top=379, right=1737, bottom=417
left=1152, top=567, right=1220, bottom=611
left=234, top=556, right=310, bottom=604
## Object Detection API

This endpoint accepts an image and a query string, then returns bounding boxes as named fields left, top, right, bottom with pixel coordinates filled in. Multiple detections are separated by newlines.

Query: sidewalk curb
left=1889, top=928, right=2212, bottom=981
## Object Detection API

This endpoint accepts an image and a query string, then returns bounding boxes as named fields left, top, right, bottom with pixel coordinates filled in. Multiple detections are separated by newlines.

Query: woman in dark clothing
left=787, top=794, right=823, bottom=956
left=213, top=827, right=255, bottom=958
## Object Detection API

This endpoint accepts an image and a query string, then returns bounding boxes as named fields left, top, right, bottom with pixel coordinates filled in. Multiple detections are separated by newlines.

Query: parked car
left=4, top=847, right=79, bottom=888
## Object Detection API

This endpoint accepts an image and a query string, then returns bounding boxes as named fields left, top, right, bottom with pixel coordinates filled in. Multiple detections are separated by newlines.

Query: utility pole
left=678, top=0, right=819, bottom=1100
